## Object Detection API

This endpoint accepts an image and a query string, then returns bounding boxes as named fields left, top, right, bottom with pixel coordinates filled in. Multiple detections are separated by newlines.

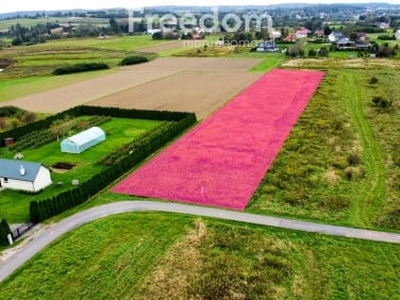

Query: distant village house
left=396, top=30, right=400, bottom=40
left=295, top=29, right=310, bottom=39
left=256, top=41, right=279, bottom=52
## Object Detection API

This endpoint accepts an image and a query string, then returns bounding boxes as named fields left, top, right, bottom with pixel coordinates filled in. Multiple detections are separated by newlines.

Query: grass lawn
left=0, top=118, right=164, bottom=223
left=0, top=213, right=399, bottom=299
left=249, top=53, right=286, bottom=72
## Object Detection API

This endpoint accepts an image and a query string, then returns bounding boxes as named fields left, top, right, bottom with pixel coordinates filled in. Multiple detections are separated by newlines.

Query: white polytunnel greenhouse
left=60, top=126, right=106, bottom=154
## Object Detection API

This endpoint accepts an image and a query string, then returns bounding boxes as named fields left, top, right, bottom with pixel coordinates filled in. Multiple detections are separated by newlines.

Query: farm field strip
left=112, top=69, right=325, bottom=210
left=123, top=56, right=264, bottom=72
left=0, top=69, right=177, bottom=113
left=0, top=57, right=262, bottom=114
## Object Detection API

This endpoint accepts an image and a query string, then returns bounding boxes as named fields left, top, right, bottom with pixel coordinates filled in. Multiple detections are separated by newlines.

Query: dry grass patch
left=324, top=168, right=340, bottom=184
left=137, top=219, right=207, bottom=299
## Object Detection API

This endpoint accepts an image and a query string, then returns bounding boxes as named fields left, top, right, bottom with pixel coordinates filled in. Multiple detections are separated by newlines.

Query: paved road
left=1, top=200, right=400, bottom=282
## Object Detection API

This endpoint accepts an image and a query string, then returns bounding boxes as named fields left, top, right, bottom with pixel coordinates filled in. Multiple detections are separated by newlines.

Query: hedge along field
left=112, top=69, right=324, bottom=210
left=0, top=213, right=399, bottom=299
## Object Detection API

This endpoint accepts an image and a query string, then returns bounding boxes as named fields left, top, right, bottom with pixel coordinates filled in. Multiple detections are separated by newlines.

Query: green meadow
left=0, top=213, right=398, bottom=299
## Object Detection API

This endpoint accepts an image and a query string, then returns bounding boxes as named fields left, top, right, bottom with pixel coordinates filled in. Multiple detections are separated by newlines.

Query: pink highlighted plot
left=112, top=69, right=325, bottom=210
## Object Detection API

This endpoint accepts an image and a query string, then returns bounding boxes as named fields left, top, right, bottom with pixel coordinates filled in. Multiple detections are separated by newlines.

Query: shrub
left=119, top=56, right=149, bottom=66
left=372, top=96, right=392, bottom=108
left=0, top=118, right=6, bottom=130
left=308, top=49, right=317, bottom=57
left=0, top=218, right=11, bottom=246
left=21, top=112, right=37, bottom=124
left=344, top=166, right=365, bottom=180
left=52, top=63, right=110, bottom=75
left=347, top=153, right=361, bottom=166
left=391, top=151, right=400, bottom=166
left=375, top=205, right=400, bottom=229
left=377, top=35, right=396, bottom=41
left=0, top=106, right=25, bottom=117
left=369, top=76, right=378, bottom=84
left=319, top=195, right=349, bottom=211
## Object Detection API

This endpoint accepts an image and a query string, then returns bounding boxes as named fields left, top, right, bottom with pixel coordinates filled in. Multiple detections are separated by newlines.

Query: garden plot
left=112, top=69, right=325, bottom=210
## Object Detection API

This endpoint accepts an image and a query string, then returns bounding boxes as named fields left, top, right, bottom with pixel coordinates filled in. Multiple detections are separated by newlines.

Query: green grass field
left=0, top=35, right=175, bottom=80
left=0, top=213, right=399, bottom=299
left=248, top=67, right=400, bottom=231
left=0, top=117, right=164, bottom=222
left=0, top=70, right=116, bottom=103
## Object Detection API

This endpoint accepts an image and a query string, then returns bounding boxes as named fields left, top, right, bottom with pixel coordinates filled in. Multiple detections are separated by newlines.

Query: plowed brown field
left=89, top=70, right=262, bottom=119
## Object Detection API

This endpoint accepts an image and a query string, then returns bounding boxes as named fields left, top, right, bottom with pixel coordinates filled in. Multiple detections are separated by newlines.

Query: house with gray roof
left=0, top=159, right=52, bottom=192
left=328, top=31, right=345, bottom=42
left=256, top=41, right=279, bottom=52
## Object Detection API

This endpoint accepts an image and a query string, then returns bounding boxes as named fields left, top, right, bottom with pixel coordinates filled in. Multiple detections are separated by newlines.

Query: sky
left=1, top=0, right=399, bottom=14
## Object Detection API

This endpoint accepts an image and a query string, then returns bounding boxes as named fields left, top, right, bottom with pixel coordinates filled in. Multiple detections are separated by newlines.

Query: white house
left=396, top=30, right=400, bottom=40
left=269, top=31, right=282, bottom=39
left=378, top=22, right=390, bottom=29
left=328, top=32, right=345, bottom=42
left=0, top=159, right=52, bottom=192
left=146, top=29, right=162, bottom=35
